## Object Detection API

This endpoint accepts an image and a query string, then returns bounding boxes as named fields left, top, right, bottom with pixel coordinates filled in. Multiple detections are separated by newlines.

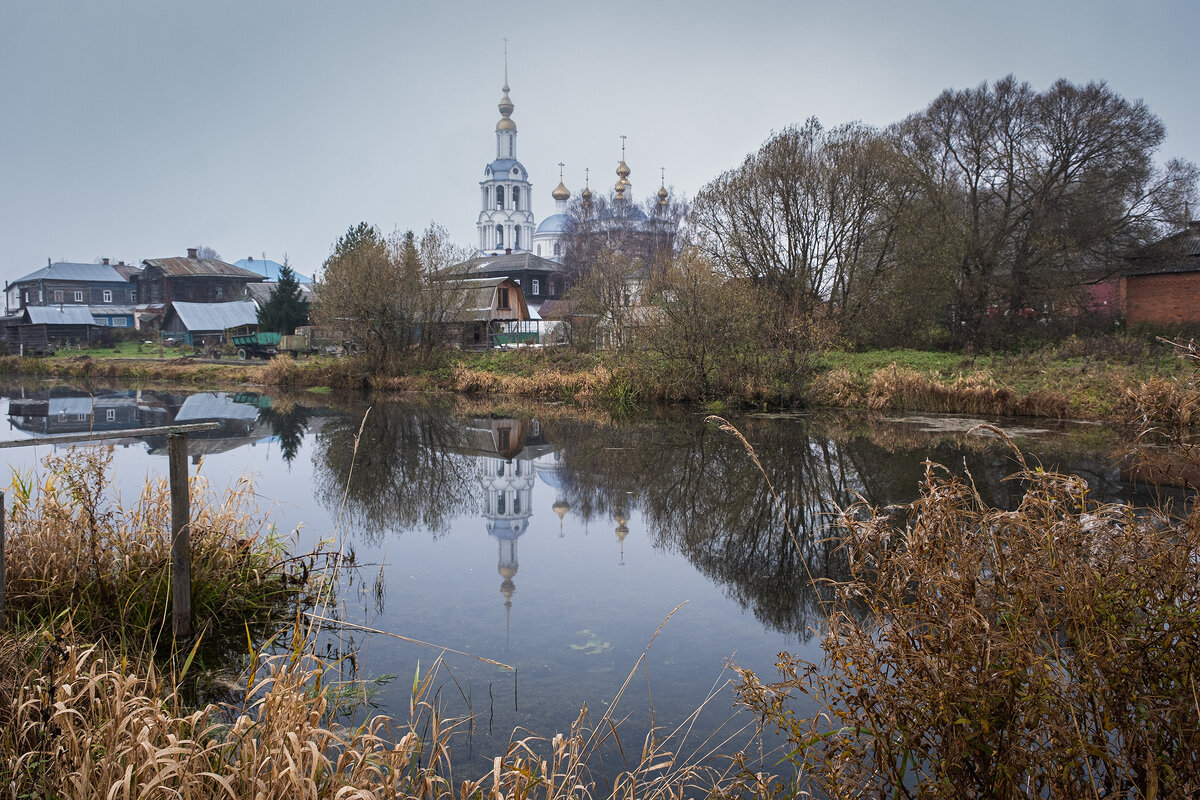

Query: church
left=465, top=60, right=676, bottom=316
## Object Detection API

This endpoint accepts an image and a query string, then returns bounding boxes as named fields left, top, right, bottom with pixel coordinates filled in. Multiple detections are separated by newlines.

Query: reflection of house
left=160, top=300, right=259, bottom=346
left=7, top=392, right=142, bottom=435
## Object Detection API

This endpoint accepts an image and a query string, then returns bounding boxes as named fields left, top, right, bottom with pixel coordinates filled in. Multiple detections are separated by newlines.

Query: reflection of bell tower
left=614, top=508, right=629, bottom=565
left=535, top=450, right=571, bottom=538
left=480, top=452, right=535, bottom=643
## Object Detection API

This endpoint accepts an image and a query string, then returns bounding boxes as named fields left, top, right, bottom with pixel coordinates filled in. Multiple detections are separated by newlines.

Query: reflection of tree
left=534, top=414, right=1134, bottom=641
left=538, top=417, right=859, bottom=639
left=311, top=400, right=477, bottom=544
left=258, top=404, right=310, bottom=464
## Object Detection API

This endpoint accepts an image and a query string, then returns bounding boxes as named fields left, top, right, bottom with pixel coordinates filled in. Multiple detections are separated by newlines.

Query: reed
left=726, top=394, right=1200, bottom=796
left=3, top=446, right=308, bottom=642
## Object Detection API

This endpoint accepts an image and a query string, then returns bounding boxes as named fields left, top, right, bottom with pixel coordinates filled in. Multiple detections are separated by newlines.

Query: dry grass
left=864, top=363, right=1069, bottom=417
left=3, top=446, right=305, bottom=642
left=0, top=441, right=777, bottom=799
left=730, top=421, right=1200, bottom=797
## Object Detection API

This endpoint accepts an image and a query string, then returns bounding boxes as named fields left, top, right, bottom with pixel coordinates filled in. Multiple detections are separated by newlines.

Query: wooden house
left=431, top=276, right=531, bottom=349
left=4, top=260, right=140, bottom=330
left=136, top=248, right=266, bottom=326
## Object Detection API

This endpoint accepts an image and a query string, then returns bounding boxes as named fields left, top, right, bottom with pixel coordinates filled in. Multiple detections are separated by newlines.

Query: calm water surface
left=0, top=384, right=1147, bottom=772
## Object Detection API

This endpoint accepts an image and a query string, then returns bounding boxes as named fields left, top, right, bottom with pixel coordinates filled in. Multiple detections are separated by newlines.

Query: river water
left=0, top=383, right=1151, bottom=775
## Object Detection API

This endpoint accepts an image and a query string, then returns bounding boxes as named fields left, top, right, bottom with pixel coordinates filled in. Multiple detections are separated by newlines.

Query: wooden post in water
left=168, top=434, right=191, bottom=639
left=0, top=491, right=6, bottom=629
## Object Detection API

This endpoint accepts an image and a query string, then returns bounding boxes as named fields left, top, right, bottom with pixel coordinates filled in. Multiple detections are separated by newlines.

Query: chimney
left=187, top=247, right=198, bottom=259
left=248, top=256, right=254, bottom=261
left=505, top=248, right=512, bottom=255
left=102, top=258, right=110, bottom=265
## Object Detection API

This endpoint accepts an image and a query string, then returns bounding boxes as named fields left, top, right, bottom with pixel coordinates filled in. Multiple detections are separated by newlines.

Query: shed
left=2, top=305, right=101, bottom=354
left=161, top=300, right=259, bottom=346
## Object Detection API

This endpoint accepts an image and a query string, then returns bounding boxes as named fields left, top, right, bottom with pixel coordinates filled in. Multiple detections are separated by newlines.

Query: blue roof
left=10, top=262, right=131, bottom=285
left=536, top=213, right=571, bottom=234
left=483, top=158, right=527, bottom=179
left=231, top=259, right=313, bottom=283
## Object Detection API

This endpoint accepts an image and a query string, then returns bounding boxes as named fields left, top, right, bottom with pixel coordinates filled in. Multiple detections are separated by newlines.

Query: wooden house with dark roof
left=135, top=248, right=267, bottom=325
left=456, top=252, right=568, bottom=311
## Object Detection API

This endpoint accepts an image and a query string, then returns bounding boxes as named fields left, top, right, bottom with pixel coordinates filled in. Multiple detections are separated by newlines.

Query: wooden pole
left=0, top=491, right=6, bottom=629
left=168, top=434, right=191, bottom=639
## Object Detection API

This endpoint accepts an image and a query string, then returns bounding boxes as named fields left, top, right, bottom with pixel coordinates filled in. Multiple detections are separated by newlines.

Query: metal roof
left=168, top=300, right=259, bottom=332
left=462, top=252, right=564, bottom=275
left=231, top=258, right=314, bottom=283
left=242, top=282, right=315, bottom=306
left=142, top=256, right=267, bottom=281
left=24, top=305, right=98, bottom=325
left=1127, top=222, right=1200, bottom=275
left=9, top=261, right=132, bottom=285
left=483, top=158, right=526, bottom=178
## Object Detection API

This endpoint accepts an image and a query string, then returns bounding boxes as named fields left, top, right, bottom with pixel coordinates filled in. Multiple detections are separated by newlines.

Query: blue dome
left=536, top=213, right=571, bottom=234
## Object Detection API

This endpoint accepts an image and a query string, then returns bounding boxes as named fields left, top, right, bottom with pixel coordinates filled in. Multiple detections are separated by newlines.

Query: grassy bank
left=3, top=334, right=1190, bottom=421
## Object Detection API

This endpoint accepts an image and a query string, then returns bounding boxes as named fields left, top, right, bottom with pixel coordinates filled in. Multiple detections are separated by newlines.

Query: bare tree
left=896, top=76, right=1199, bottom=342
left=691, top=118, right=908, bottom=334
left=196, top=245, right=222, bottom=261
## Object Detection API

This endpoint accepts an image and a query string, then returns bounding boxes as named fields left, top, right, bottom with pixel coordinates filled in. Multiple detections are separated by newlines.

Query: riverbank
left=1, top=334, right=1188, bottom=421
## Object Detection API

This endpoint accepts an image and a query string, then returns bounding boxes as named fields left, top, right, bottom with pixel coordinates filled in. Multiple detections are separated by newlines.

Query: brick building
left=1121, top=221, right=1200, bottom=326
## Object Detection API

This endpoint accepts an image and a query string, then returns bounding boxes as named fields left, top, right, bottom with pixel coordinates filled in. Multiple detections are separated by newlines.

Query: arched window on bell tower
left=514, top=227, right=520, bottom=249
left=513, top=187, right=521, bottom=210
left=496, top=225, right=504, bottom=248
left=496, top=186, right=505, bottom=210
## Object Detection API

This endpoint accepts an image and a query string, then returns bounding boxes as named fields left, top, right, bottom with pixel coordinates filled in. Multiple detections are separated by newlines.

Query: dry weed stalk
left=735, top=422, right=1200, bottom=797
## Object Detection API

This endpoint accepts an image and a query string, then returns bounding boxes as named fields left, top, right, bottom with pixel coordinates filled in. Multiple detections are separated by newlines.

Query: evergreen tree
left=258, top=258, right=308, bottom=334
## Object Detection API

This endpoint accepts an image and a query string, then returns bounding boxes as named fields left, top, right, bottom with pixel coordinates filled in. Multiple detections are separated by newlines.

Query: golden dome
left=616, top=522, right=629, bottom=542
left=553, top=500, right=570, bottom=519
left=616, top=159, right=631, bottom=179
left=614, top=176, right=628, bottom=199
left=657, top=184, right=669, bottom=203
left=613, top=509, right=627, bottom=525
left=499, top=564, right=518, bottom=579
left=581, top=185, right=593, bottom=201
left=496, top=117, right=516, bottom=132
left=552, top=181, right=570, bottom=201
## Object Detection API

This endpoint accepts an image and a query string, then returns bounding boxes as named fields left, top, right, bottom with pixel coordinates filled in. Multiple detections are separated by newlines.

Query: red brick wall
left=1125, top=273, right=1200, bottom=325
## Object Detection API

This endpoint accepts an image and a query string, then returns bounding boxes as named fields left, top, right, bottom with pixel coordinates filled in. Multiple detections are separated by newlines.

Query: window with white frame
left=531, top=279, right=540, bottom=295
left=103, top=290, right=112, bottom=302
left=106, top=409, right=116, bottom=421
left=113, top=317, right=127, bottom=327
left=74, top=291, right=83, bottom=302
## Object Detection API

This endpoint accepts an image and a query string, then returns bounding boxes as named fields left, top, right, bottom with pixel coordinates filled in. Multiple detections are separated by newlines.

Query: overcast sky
left=2, top=0, right=1197, bottom=284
